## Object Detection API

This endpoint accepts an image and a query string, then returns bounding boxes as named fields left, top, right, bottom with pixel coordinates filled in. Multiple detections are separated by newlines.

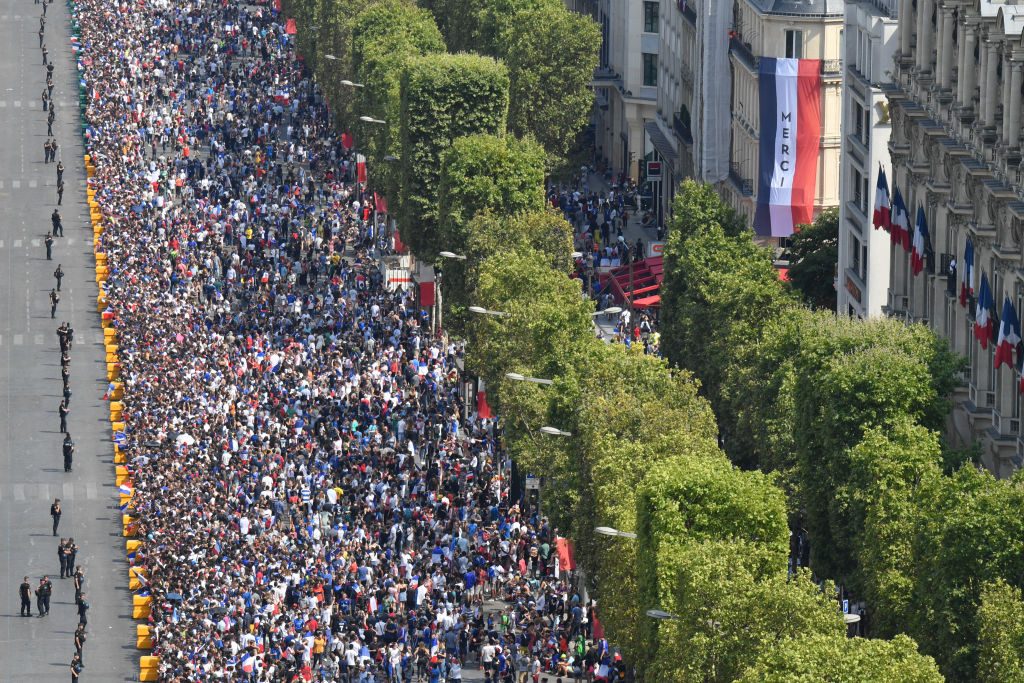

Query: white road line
left=13, top=334, right=23, bottom=346
left=85, top=482, right=98, bottom=500
left=12, top=239, right=21, bottom=248
left=13, top=484, right=24, bottom=501
left=0, top=181, right=4, bottom=189
left=30, top=239, right=40, bottom=247
left=38, top=483, right=48, bottom=501
left=0, top=101, right=6, bottom=108
left=63, top=482, right=75, bottom=501
left=0, top=240, right=4, bottom=248
left=67, top=237, right=76, bottom=246
left=11, top=180, right=19, bottom=189
left=33, top=334, right=44, bottom=345
left=28, top=179, right=37, bottom=188
left=12, top=101, right=20, bottom=108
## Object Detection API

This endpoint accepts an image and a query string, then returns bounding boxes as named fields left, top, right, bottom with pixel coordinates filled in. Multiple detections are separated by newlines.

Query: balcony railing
left=729, top=163, right=754, bottom=197
left=674, top=113, right=693, bottom=145
left=729, top=36, right=844, bottom=76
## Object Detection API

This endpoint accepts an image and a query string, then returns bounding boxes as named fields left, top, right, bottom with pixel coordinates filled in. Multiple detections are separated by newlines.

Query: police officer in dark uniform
left=19, top=576, right=32, bottom=616
left=58, top=538, right=68, bottom=578
left=67, top=539, right=78, bottom=575
left=59, top=399, right=69, bottom=433
left=51, top=209, right=62, bottom=237
left=63, top=434, right=74, bottom=472
left=50, top=497, right=61, bottom=535
left=45, top=231, right=54, bottom=259
left=36, top=576, right=51, bottom=616
left=74, top=623, right=87, bottom=666
left=61, top=363, right=70, bottom=390
left=77, top=593, right=89, bottom=626
left=73, top=567, right=84, bottom=603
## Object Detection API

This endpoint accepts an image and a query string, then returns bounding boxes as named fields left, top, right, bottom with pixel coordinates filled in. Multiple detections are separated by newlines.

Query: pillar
left=979, top=42, right=990, bottom=122
left=940, top=7, right=955, bottom=89
left=1002, top=52, right=1013, bottom=143
left=961, top=25, right=978, bottom=109
left=901, top=0, right=913, bottom=56
left=1009, top=62, right=1023, bottom=147
left=917, top=0, right=933, bottom=71
left=984, top=42, right=999, bottom=126
left=956, top=19, right=967, bottom=102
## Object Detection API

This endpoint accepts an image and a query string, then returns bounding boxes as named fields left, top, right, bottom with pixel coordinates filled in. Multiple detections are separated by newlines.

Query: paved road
left=0, top=0, right=135, bottom=679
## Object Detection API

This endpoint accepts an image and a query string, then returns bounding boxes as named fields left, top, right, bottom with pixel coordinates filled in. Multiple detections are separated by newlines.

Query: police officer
left=45, top=231, right=54, bottom=259
left=73, top=567, right=84, bottom=603
left=51, top=209, right=62, bottom=236
left=50, top=288, right=60, bottom=319
left=19, top=576, right=32, bottom=616
left=67, top=538, right=78, bottom=575
left=77, top=593, right=89, bottom=626
left=57, top=178, right=64, bottom=205
left=74, top=623, right=87, bottom=666
left=50, top=497, right=61, bottom=535
left=54, top=264, right=63, bottom=291
left=71, top=653, right=83, bottom=682
left=58, top=538, right=68, bottom=578
left=63, top=434, right=74, bottom=472
left=59, top=399, right=69, bottom=433
left=36, top=576, right=51, bottom=616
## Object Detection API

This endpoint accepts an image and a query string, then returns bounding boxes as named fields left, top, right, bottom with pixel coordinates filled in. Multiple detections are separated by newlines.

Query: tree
left=737, top=633, right=943, bottom=683
left=436, top=134, right=546, bottom=254
left=666, top=179, right=748, bottom=241
left=788, top=207, right=839, bottom=310
left=398, top=53, right=509, bottom=258
left=977, top=579, right=1024, bottom=683
left=500, top=4, right=600, bottom=157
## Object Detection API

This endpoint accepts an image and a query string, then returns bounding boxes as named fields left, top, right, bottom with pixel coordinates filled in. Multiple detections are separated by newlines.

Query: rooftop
left=750, top=0, right=845, bottom=17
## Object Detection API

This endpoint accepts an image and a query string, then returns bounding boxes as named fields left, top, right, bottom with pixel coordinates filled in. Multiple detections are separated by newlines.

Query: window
left=643, top=53, right=658, bottom=87
left=853, top=103, right=865, bottom=142
left=861, top=244, right=868, bottom=281
left=785, top=29, right=804, bottom=59
left=852, top=168, right=864, bottom=212
left=644, top=1, right=659, bottom=33
left=850, top=235, right=862, bottom=273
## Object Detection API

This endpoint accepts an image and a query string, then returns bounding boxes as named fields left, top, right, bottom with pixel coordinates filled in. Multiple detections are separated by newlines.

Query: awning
left=644, top=121, right=678, bottom=174
left=633, top=294, right=661, bottom=308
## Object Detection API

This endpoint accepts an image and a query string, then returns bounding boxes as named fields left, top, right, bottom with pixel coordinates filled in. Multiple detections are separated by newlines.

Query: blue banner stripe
left=755, top=58, right=778, bottom=236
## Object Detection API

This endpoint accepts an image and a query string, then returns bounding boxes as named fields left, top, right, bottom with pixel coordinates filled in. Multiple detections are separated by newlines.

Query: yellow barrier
left=129, top=567, right=148, bottom=591
left=105, top=343, right=119, bottom=356
left=112, top=421, right=126, bottom=435
left=123, top=514, right=136, bottom=537
left=111, top=382, right=124, bottom=400
left=132, top=594, right=152, bottom=619
left=110, top=400, right=124, bottom=413
left=115, top=465, right=129, bottom=485
left=107, top=363, right=120, bottom=381
left=105, top=352, right=119, bottom=364
left=126, top=539, right=141, bottom=553
left=111, top=408, right=123, bottom=422
left=140, top=655, right=159, bottom=681
left=97, top=297, right=107, bottom=313
left=86, top=165, right=95, bottom=178
left=96, top=253, right=107, bottom=266
left=104, top=327, right=117, bottom=342
left=136, top=625, right=153, bottom=649
left=120, top=493, right=134, bottom=510
left=114, top=446, right=126, bottom=464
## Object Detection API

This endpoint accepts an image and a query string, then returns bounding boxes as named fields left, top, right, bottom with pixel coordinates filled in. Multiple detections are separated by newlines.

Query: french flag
left=753, top=58, right=822, bottom=238
left=476, top=378, right=493, bottom=420
left=356, top=154, right=367, bottom=184
left=975, top=273, right=994, bottom=349
left=994, top=297, right=1021, bottom=369
left=960, top=238, right=974, bottom=307
left=910, top=206, right=929, bottom=276
left=890, top=186, right=911, bottom=252
left=241, top=653, right=258, bottom=674
left=872, top=168, right=891, bottom=230
left=118, top=483, right=134, bottom=496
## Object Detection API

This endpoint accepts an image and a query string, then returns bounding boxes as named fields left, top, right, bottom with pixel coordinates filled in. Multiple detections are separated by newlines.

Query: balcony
left=674, top=113, right=693, bottom=145
left=729, top=163, right=754, bottom=197
left=729, top=36, right=844, bottom=77
left=676, top=0, right=697, bottom=27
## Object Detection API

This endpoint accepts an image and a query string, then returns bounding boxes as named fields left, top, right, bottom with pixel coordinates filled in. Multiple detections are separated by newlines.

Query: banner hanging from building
left=754, top=58, right=822, bottom=238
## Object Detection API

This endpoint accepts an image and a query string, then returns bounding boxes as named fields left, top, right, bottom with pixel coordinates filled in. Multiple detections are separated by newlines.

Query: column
left=917, top=0, right=933, bottom=71
left=979, top=42, right=990, bottom=122
left=1002, top=52, right=1013, bottom=143
left=957, top=19, right=967, bottom=102
left=962, top=25, right=978, bottom=109
left=1009, top=62, right=1023, bottom=147
left=984, top=42, right=999, bottom=126
left=940, top=7, right=955, bottom=89
left=901, top=0, right=913, bottom=56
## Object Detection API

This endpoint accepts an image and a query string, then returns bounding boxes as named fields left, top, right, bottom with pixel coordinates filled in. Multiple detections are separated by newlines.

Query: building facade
left=885, top=0, right=1024, bottom=475
left=589, top=0, right=659, bottom=182
left=720, top=0, right=846, bottom=246
left=835, top=0, right=899, bottom=317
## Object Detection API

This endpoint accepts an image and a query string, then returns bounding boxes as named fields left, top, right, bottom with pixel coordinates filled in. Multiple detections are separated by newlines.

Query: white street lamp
left=646, top=609, right=680, bottom=621
left=468, top=306, right=508, bottom=317
left=539, top=426, right=572, bottom=437
left=359, top=115, right=386, bottom=124
left=439, top=251, right=467, bottom=260
left=591, top=306, right=623, bottom=317
left=323, top=54, right=339, bottom=60
left=594, top=526, right=638, bottom=539
left=505, top=372, right=554, bottom=386
left=341, top=79, right=365, bottom=88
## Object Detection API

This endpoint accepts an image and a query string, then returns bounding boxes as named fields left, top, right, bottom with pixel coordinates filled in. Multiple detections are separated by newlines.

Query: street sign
left=646, top=161, right=662, bottom=179
left=525, top=476, right=541, bottom=490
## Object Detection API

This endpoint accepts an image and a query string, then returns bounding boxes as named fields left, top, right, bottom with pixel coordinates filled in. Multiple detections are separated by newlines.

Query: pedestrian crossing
left=0, top=331, right=108, bottom=347
left=0, top=179, right=60, bottom=188
left=0, top=100, right=75, bottom=109
left=0, top=236, right=80, bottom=246
left=0, top=480, right=108, bottom=502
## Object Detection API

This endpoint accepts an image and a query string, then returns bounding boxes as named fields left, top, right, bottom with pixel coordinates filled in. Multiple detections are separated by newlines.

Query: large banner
left=754, top=58, right=822, bottom=238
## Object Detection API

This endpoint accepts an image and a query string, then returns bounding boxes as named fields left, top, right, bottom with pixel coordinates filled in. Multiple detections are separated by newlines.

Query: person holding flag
left=994, top=297, right=1021, bottom=369
left=975, top=273, right=994, bottom=349
left=960, top=238, right=975, bottom=307
left=872, top=167, right=891, bottom=230
left=911, top=206, right=930, bottom=276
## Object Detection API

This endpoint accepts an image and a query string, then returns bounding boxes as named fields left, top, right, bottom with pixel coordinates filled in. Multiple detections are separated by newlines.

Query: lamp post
left=439, top=251, right=467, bottom=261
left=645, top=609, right=679, bottom=621
left=340, top=79, right=365, bottom=88
left=590, top=306, right=622, bottom=317
left=505, top=372, right=554, bottom=386
left=468, top=306, right=508, bottom=317
left=594, top=526, right=638, bottom=540
left=539, top=426, right=572, bottom=437
left=359, top=115, right=387, bottom=124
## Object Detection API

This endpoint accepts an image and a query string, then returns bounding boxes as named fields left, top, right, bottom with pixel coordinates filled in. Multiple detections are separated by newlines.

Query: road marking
left=67, top=237, right=76, bottom=246
left=38, top=483, right=48, bottom=501
left=30, top=239, right=40, bottom=247
left=0, top=240, right=4, bottom=248
left=63, top=482, right=75, bottom=501
left=12, top=239, right=21, bottom=248
left=34, top=334, right=44, bottom=345
left=13, top=484, right=24, bottom=501
left=85, top=482, right=97, bottom=500
left=11, top=180, right=19, bottom=189
left=28, top=179, right=37, bottom=188
left=13, top=334, right=23, bottom=346
left=13, top=101, right=20, bottom=108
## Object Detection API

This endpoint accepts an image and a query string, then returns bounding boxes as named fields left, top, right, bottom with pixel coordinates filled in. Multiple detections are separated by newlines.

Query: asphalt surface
left=0, top=0, right=135, bottom=679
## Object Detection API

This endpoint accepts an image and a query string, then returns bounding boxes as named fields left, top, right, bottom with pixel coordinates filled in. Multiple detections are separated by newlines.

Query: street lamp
left=468, top=305, right=508, bottom=317
left=539, top=426, right=572, bottom=437
left=359, top=115, right=386, bottom=124
left=383, top=155, right=400, bottom=162
left=594, top=526, right=638, bottom=540
left=439, top=251, right=467, bottom=260
left=341, top=79, right=365, bottom=88
left=505, top=372, right=554, bottom=386
left=322, top=54, right=339, bottom=60
left=590, top=306, right=622, bottom=317
left=646, top=609, right=680, bottom=621
left=571, top=251, right=584, bottom=258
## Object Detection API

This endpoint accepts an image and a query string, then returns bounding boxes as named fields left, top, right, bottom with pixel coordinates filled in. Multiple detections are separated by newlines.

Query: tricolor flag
left=241, top=653, right=258, bottom=674
left=910, top=206, right=929, bottom=276
left=994, top=297, right=1021, bottom=369
left=118, top=483, right=133, bottom=496
left=341, top=132, right=354, bottom=151
left=975, top=273, right=994, bottom=349
left=890, top=186, right=911, bottom=252
left=356, top=154, right=367, bottom=184
left=476, top=377, right=493, bottom=420
left=872, top=167, right=891, bottom=230
left=1018, top=348, right=1024, bottom=394
left=960, top=238, right=974, bottom=307
left=753, top=58, right=822, bottom=237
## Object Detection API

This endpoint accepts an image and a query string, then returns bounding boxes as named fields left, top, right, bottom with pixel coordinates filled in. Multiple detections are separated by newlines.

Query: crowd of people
left=71, top=0, right=632, bottom=680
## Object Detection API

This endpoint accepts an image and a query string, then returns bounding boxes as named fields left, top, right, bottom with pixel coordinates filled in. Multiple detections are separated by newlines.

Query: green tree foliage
left=351, top=0, right=445, bottom=195
left=437, top=134, right=546, bottom=255
left=977, top=579, right=1024, bottom=683
left=788, top=207, right=839, bottom=310
left=398, top=53, right=509, bottom=257
left=500, top=4, right=599, bottom=157
left=665, top=179, right=748, bottom=242
left=738, top=633, right=944, bottom=683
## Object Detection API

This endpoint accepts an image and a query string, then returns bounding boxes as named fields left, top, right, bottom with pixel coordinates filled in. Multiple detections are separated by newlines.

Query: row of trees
left=661, top=180, right=1024, bottom=682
